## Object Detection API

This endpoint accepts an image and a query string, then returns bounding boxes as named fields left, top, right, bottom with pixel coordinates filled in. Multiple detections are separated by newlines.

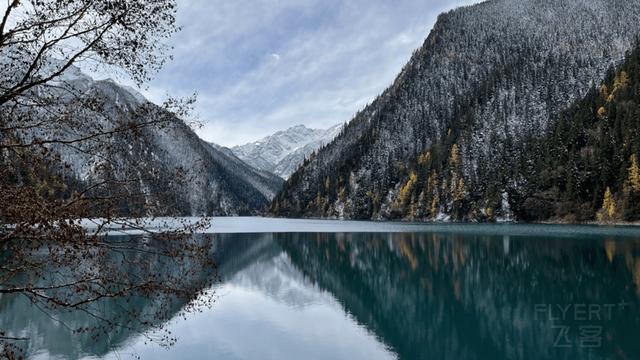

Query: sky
left=136, top=0, right=481, bottom=147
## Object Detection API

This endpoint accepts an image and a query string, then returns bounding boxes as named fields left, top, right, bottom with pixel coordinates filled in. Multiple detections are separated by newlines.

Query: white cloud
left=136, top=0, right=483, bottom=147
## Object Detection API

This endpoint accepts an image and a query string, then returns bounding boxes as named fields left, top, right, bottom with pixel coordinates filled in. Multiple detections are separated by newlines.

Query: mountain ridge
left=231, top=123, right=342, bottom=179
left=271, top=0, right=640, bottom=222
left=20, top=66, right=284, bottom=216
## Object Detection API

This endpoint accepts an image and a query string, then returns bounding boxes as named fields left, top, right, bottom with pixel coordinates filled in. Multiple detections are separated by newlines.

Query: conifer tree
left=450, top=144, right=461, bottom=168
left=454, top=178, right=467, bottom=202
left=600, top=187, right=617, bottom=220
left=399, top=171, right=418, bottom=205
left=431, top=197, right=439, bottom=218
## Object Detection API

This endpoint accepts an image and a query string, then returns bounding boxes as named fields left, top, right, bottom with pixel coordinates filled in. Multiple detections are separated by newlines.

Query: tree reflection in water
left=0, top=233, right=217, bottom=359
left=279, top=232, right=640, bottom=360
left=3, top=230, right=640, bottom=360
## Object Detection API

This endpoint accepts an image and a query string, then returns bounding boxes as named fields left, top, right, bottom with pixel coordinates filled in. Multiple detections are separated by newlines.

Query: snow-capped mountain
left=272, top=0, right=640, bottom=221
left=231, top=124, right=342, bottom=179
left=11, top=65, right=283, bottom=216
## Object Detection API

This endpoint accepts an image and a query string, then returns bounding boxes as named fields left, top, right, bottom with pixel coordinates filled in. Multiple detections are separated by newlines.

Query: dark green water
left=2, top=222, right=640, bottom=359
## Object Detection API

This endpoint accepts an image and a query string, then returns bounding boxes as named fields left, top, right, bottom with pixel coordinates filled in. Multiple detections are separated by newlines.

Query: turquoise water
left=3, top=220, right=640, bottom=359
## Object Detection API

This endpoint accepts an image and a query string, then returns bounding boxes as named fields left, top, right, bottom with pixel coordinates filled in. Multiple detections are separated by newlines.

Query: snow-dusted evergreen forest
left=271, top=0, right=640, bottom=223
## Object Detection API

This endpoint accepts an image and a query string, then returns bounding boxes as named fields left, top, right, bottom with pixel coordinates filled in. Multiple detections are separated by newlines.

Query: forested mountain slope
left=10, top=67, right=283, bottom=216
left=77, top=77, right=283, bottom=216
left=518, top=44, right=640, bottom=222
left=271, top=0, right=640, bottom=222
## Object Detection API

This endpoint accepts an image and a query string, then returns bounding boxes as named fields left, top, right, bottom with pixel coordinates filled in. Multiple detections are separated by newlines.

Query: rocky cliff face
left=272, top=0, right=640, bottom=221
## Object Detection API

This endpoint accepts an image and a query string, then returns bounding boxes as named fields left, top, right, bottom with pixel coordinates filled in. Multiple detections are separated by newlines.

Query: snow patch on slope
left=231, top=124, right=342, bottom=179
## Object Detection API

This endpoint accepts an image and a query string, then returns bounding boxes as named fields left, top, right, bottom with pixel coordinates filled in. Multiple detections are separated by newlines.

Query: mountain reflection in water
left=2, top=227, right=640, bottom=360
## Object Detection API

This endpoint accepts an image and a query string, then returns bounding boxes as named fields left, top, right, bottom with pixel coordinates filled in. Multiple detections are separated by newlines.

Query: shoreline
left=266, top=214, right=640, bottom=227
left=79, top=216, right=640, bottom=237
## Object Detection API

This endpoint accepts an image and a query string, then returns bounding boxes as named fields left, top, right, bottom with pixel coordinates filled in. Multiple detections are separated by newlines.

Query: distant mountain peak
left=290, top=124, right=312, bottom=130
left=231, top=123, right=342, bottom=179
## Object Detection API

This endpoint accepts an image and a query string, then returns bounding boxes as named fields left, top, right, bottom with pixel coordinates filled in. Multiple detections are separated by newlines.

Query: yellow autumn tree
left=450, top=144, right=461, bottom=168
left=614, top=71, right=630, bottom=93
left=629, top=154, right=640, bottom=193
left=453, top=178, right=467, bottom=202
left=425, top=172, right=439, bottom=217
left=409, top=196, right=418, bottom=219
left=601, top=187, right=617, bottom=220
left=399, top=171, right=418, bottom=204
left=597, top=106, right=607, bottom=119
left=418, top=151, right=431, bottom=166
left=486, top=207, right=495, bottom=220
left=606, top=71, right=631, bottom=103
left=431, top=196, right=439, bottom=217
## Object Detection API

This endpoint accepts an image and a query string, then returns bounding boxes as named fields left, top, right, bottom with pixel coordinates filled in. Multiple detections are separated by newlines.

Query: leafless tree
left=0, top=1, right=215, bottom=357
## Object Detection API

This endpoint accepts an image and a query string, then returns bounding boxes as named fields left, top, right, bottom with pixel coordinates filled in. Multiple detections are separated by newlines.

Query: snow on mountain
left=272, top=0, right=640, bottom=221
left=10, top=64, right=283, bottom=216
left=231, top=124, right=342, bottom=179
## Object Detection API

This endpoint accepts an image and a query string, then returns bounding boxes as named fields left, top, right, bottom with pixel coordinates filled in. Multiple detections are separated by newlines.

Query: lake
left=3, top=218, right=640, bottom=359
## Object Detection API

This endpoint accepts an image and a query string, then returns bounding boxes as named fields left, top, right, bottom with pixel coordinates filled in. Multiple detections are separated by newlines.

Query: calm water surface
left=3, top=218, right=640, bottom=360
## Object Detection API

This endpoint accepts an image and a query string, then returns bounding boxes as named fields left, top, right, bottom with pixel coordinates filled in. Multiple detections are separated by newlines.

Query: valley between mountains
left=14, top=0, right=640, bottom=224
